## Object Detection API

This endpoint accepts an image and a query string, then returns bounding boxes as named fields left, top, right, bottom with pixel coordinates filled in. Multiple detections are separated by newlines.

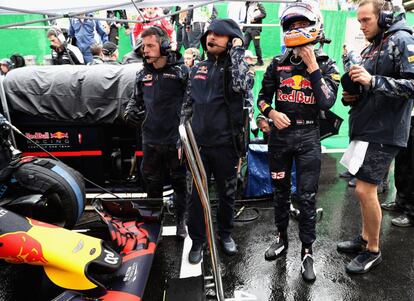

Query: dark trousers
left=188, top=145, right=239, bottom=243
left=395, top=116, right=414, bottom=221
left=141, top=144, right=187, bottom=217
left=181, top=26, right=190, bottom=50
left=268, top=127, right=321, bottom=246
left=109, top=26, right=119, bottom=45
left=243, top=28, right=263, bottom=61
left=188, top=22, right=205, bottom=49
left=176, top=24, right=185, bottom=51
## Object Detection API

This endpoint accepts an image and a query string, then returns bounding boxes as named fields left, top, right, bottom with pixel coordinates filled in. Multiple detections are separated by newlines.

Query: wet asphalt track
left=1, top=153, right=414, bottom=301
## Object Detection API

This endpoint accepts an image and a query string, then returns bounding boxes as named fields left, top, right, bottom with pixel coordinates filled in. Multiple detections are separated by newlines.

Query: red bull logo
left=277, top=90, right=315, bottom=105
left=300, top=78, right=312, bottom=89
left=25, top=132, right=50, bottom=139
left=258, top=100, right=270, bottom=112
left=0, top=232, right=48, bottom=264
left=50, top=131, right=69, bottom=139
left=25, top=131, right=70, bottom=140
left=280, top=75, right=312, bottom=90
left=280, top=78, right=296, bottom=88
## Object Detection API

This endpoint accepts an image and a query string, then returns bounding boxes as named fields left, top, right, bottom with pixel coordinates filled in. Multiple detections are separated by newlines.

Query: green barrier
left=1, top=8, right=413, bottom=149
left=0, top=14, right=49, bottom=62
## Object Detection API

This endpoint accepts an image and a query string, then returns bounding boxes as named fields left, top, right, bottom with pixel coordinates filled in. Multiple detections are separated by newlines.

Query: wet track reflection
left=1, top=153, right=414, bottom=301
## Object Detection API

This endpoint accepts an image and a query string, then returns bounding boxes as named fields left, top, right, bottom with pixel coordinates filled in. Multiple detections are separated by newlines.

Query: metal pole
left=0, top=0, right=216, bottom=29
left=179, top=122, right=225, bottom=301
left=0, top=15, right=66, bottom=29
left=6, top=26, right=53, bottom=29
left=145, top=0, right=223, bottom=23
left=0, top=0, right=296, bottom=29
left=130, top=0, right=146, bottom=21
left=185, top=122, right=208, bottom=191
left=0, top=0, right=144, bottom=29
left=0, top=0, right=143, bottom=17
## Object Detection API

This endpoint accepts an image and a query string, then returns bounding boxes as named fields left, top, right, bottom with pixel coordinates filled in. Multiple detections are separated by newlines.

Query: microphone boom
left=207, top=42, right=227, bottom=49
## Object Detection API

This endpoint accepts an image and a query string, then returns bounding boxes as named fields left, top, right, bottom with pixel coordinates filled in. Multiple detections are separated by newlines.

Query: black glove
left=251, top=128, right=259, bottom=138
left=123, top=106, right=144, bottom=128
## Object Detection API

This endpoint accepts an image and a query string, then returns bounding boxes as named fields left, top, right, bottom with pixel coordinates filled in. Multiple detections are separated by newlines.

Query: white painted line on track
left=180, top=234, right=202, bottom=278
left=86, top=189, right=174, bottom=199
left=161, top=226, right=203, bottom=278
left=162, top=226, right=177, bottom=236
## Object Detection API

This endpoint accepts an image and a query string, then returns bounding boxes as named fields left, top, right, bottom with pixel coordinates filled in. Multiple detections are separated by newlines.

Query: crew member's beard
left=51, top=45, right=64, bottom=53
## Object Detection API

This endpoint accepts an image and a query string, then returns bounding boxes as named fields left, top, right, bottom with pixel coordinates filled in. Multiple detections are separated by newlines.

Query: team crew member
left=124, top=26, right=189, bottom=239
left=47, top=27, right=84, bottom=65
left=257, top=2, right=339, bottom=282
left=0, top=59, right=12, bottom=76
left=183, top=48, right=201, bottom=68
left=381, top=112, right=414, bottom=227
left=181, top=19, right=254, bottom=264
left=102, top=42, right=120, bottom=65
left=122, top=37, right=144, bottom=64
left=337, top=0, right=414, bottom=273
left=68, top=14, right=108, bottom=64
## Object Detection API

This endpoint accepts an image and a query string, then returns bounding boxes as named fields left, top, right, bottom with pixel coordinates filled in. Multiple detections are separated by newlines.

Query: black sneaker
left=265, top=235, right=287, bottom=261
left=346, top=251, right=382, bottom=274
left=219, top=235, right=238, bottom=256
left=176, top=220, right=187, bottom=240
left=301, top=251, right=316, bottom=282
left=337, top=235, right=367, bottom=253
left=188, top=242, right=204, bottom=264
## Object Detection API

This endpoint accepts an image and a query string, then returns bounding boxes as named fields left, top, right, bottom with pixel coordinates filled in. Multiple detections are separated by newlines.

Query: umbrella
left=319, top=110, right=343, bottom=141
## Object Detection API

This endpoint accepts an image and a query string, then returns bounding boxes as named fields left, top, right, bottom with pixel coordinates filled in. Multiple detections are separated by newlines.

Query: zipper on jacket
left=206, top=60, right=218, bottom=103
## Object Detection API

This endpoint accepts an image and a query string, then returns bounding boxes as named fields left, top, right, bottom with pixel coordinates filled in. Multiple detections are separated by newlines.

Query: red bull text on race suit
left=278, top=75, right=314, bottom=104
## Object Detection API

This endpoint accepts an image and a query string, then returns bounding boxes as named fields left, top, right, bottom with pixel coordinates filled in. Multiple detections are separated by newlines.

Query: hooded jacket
left=346, top=14, right=414, bottom=147
left=181, top=19, right=255, bottom=147
left=126, top=52, right=189, bottom=145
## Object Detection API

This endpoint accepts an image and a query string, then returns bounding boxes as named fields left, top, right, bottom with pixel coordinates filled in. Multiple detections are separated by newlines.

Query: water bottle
left=343, top=50, right=361, bottom=72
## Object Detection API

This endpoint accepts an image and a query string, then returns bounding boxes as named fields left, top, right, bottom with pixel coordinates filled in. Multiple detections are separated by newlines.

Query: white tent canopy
left=0, top=0, right=197, bottom=15
left=0, top=0, right=291, bottom=15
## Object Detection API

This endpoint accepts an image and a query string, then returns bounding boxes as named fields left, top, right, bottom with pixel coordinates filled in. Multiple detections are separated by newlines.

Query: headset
left=186, top=48, right=201, bottom=61
left=10, top=54, right=25, bottom=68
left=378, top=0, right=394, bottom=29
left=48, top=27, right=67, bottom=44
left=151, top=26, right=171, bottom=56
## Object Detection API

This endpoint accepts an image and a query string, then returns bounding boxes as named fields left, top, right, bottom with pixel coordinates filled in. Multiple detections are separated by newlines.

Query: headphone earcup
left=57, top=33, right=66, bottom=44
left=378, top=10, right=394, bottom=29
left=160, top=39, right=171, bottom=56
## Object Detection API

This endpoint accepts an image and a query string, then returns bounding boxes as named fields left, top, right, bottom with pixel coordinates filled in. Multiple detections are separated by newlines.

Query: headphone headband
left=378, top=0, right=394, bottom=29
left=48, top=27, right=66, bottom=44
left=150, top=26, right=169, bottom=42
left=149, top=26, right=170, bottom=56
